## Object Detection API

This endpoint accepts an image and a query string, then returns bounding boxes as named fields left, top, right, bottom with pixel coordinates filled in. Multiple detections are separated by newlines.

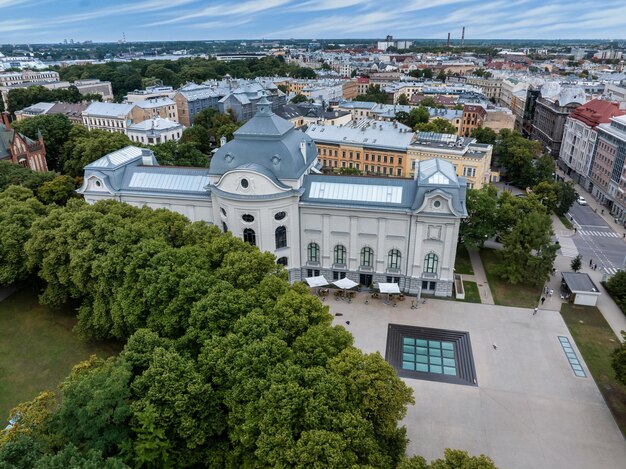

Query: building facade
left=127, top=117, right=185, bottom=145
left=559, top=100, right=624, bottom=189
left=79, top=99, right=467, bottom=297
left=131, top=97, right=179, bottom=123
left=82, top=102, right=137, bottom=133
left=531, top=83, right=586, bottom=158
left=0, top=113, right=47, bottom=172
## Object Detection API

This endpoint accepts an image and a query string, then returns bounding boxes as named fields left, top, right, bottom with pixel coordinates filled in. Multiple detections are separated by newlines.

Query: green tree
left=0, top=161, right=56, bottom=193
left=52, top=356, right=133, bottom=455
left=415, top=118, right=458, bottom=134
left=355, top=84, right=389, bottom=104
left=150, top=141, right=208, bottom=167
left=61, top=126, right=133, bottom=177
left=532, top=181, right=559, bottom=213
left=417, top=97, right=442, bottom=109
left=399, top=448, right=499, bottom=468
left=471, top=126, right=497, bottom=144
left=571, top=254, right=582, bottom=272
left=11, top=115, right=73, bottom=172
left=605, top=271, right=626, bottom=311
left=436, top=70, right=447, bottom=81
left=37, top=175, right=78, bottom=205
left=190, top=108, right=218, bottom=130
left=33, top=444, right=129, bottom=468
left=290, top=93, right=309, bottom=104
left=555, top=180, right=577, bottom=216
left=409, top=69, right=423, bottom=79
left=498, top=209, right=557, bottom=285
left=423, top=68, right=434, bottom=79
left=397, top=93, right=409, bottom=105
left=611, top=332, right=626, bottom=385
left=0, top=186, right=48, bottom=286
left=179, top=125, right=212, bottom=154
left=460, top=185, right=499, bottom=247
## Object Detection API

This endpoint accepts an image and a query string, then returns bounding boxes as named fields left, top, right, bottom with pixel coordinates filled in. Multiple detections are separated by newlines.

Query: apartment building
left=82, top=102, right=137, bottom=133
left=0, top=70, right=59, bottom=87
left=72, top=79, right=113, bottom=101
left=307, top=120, right=413, bottom=177
left=407, top=132, right=493, bottom=189
left=174, top=83, right=221, bottom=127
left=131, top=97, right=179, bottom=123
left=559, top=100, right=624, bottom=189
left=127, top=117, right=185, bottom=145
left=589, top=115, right=626, bottom=221
left=124, top=85, right=176, bottom=103
left=531, top=83, right=586, bottom=158
left=465, top=77, right=503, bottom=102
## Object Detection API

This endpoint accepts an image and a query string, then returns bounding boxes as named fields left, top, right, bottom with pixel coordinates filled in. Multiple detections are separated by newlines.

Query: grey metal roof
left=85, top=146, right=148, bottom=169
left=123, top=166, right=210, bottom=195
left=128, top=118, right=183, bottom=131
left=306, top=121, right=414, bottom=151
left=418, top=158, right=458, bottom=185
left=210, top=98, right=317, bottom=180
left=134, top=97, right=175, bottom=109
left=83, top=102, right=135, bottom=117
left=308, top=180, right=404, bottom=204
left=562, top=272, right=600, bottom=293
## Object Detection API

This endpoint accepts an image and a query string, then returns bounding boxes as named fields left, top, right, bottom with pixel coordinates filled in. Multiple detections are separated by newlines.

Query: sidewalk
left=550, top=213, right=626, bottom=341
left=466, top=248, right=495, bottom=305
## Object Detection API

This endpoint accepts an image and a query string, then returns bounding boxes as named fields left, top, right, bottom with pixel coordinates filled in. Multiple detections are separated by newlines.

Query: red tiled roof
left=569, top=99, right=625, bottom=128
left=356, top=77, right=369, bottom=83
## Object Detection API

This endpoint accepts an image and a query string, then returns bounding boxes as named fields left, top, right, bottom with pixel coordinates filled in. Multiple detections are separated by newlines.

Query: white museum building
left=78, top=97, right=468, bottom=296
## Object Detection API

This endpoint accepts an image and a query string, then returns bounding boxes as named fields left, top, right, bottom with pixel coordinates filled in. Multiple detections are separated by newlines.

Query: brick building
left=0, top=112, right=47, bottom=172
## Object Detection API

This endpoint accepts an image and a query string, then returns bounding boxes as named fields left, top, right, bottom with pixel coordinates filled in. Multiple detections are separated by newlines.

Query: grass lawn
left=479, top=248, right=542, bottom=308
left=560, top=303, right=626, bottom=437
left=454, top=244, right=474, bottom=275
left=459, top=280, right=481, bottom=303
left=558, top=214, right=573, bottom=229
left=0, top=289, right=121, bottom=422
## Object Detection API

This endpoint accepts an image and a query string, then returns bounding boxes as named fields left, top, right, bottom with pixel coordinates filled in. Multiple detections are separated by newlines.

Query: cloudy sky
left=2, top=0, right=625, bottom=43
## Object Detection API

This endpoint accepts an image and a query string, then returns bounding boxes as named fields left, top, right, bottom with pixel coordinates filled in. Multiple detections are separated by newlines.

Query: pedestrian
left=574, top=227, right=577, bottom=233
left=549, top=288, right=553, bottom=297
left=594, top=263, right=597, bottom=271
left=533, top=307, right=538, bottom=315
left=602, top=209, right=605, bottom=215
left=492, top=343, right=498, bottom=350
left=589, top=259, right=593, bottom=267
left=541, top=296, right=545, bottom=305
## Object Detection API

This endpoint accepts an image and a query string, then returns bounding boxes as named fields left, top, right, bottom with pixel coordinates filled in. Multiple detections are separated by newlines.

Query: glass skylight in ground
left=401, top=337, right=457, bottom=376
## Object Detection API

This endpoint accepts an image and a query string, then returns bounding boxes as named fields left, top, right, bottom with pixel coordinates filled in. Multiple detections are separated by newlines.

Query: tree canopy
left=414, top=118, right=458, bottom=134
left=6, top=85, right=102, bottom=114
left=355, top=84, right=390, bottom=104
left=0, top=198, right=415, bottom=467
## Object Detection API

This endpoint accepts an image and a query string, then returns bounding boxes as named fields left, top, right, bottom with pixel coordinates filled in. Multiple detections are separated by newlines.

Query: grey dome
left=209, top=97, right=318, bottom=180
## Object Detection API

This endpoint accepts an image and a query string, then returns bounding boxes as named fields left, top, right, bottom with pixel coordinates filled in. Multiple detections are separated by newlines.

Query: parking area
left=328, top=293, right=626, bottom=469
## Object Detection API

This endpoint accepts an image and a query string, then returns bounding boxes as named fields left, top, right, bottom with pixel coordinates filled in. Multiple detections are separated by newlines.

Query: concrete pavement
left=465, top=249, right=494, bottom=305
left=328, top=293, right=626, bottom=469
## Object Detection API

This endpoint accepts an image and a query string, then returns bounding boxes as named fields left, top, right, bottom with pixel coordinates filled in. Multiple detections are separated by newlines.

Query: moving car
left=577, top=196, right=587, bottom=206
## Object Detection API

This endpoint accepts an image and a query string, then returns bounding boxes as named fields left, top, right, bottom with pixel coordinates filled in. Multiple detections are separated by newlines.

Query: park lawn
left=454, top=244, right=474, bottom=275
left=479, top=248, right=542, bottom=308
left=560, top=303, right=626, bottom=437
left=0, top=289, right=121, bottom=422
left=458, top=280, right=481, bottom=303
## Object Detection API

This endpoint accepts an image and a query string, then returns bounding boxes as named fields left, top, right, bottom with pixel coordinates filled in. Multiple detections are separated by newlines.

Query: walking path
left=466, top=248, right=494, bottom=305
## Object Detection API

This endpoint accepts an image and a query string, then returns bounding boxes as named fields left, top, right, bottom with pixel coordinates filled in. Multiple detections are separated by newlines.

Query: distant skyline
left=1, top=0, right=625, bottom=44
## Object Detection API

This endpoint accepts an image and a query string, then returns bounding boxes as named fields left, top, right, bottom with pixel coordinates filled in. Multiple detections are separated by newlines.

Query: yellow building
left=406, top=132, right=493, bottom=189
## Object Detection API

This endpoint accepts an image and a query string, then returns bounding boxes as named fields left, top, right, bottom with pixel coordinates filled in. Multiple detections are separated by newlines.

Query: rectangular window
left=349, top=152, right=353, bottom=158
left=307, top=269, right=320, bottom=277
left=333, top=271, right=346, bottom=280
left=390, top=156, right=394, bottom=164
left=342, top=151, right=346, bottom=157
left=397, top=168, right=402, bottom=176
left=384, top=155, right=388, bottom=163
left=398, top=157, right=402, bottom=165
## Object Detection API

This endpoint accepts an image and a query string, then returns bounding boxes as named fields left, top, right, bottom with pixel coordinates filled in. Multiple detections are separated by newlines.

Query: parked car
left=577, top=196, right=587, bottom=206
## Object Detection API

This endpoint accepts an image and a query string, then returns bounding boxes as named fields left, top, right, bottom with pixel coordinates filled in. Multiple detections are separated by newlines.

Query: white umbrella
left=378, top=282, right=401, bottom=303
left=305, top=275, right=329, bottom=288
left=333, top=277, right=359, bottom=290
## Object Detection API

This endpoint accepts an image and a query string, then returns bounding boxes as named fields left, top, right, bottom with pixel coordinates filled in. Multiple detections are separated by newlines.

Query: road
left=565, top=201, right=626, bottom=275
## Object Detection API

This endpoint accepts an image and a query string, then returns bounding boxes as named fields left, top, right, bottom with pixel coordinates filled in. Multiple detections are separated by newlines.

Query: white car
left=577, top=196, right=587, bottom=206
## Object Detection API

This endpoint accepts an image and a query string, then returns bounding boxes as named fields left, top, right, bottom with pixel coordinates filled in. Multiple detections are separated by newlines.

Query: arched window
left=275, top=226, right=287, bottom=249
left=424, top=253, right=438, bottom=273
left=243, top=228, right=256, bottom=246
left=388, top=249, right=401, bottom=269
left=277, top=257, right=288, bottom=266
left=307, top=242, right=320, bottom=263
left=360, top=247, right=374, bottom=267
left=334, top=244, right=346, bottom=265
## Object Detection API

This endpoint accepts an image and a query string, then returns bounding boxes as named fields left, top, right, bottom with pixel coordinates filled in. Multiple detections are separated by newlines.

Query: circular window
left=433, top=200, right=441, bottom=208
left=94, top=180, right=101, bottom=188
left=220, top=207, right=227, bottom=216
left=242, top=214, right=254, bottom=223
left=241, top=178, right=249, bottom=189
left=274, top=211, right=287, bottom=221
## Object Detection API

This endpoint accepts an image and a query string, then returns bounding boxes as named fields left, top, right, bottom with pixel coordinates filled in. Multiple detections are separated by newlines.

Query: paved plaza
left=328, top=293, right=626, bottom=469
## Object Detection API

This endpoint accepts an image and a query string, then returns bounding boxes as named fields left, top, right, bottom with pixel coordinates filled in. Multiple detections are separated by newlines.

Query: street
left=567, top=202, right=626, bottom=275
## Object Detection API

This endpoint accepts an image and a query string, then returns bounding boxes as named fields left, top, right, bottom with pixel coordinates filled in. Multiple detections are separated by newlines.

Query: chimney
left=447, top=33, right=451, bottom=48
left=1, top=112, right=10, bottom=131
left=300, top=140, right=307, bottom=163
left=461, top=27, right=465, bottom=47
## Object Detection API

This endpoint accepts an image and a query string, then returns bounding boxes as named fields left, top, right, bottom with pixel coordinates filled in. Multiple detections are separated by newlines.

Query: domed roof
left=556, top=86, right=586, bottom=107
left=540, top=82, right=561, bottom=99
left=209, top=97, right=318, bottom=180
